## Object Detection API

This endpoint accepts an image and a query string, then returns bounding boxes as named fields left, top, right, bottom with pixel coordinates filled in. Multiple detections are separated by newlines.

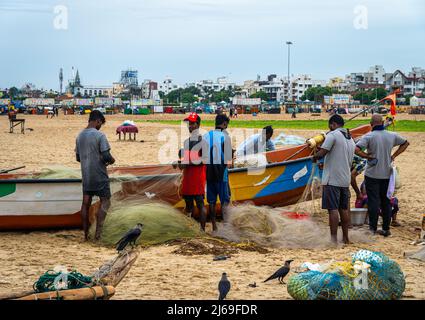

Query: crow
left=218, top=272, right=231, bottom=300
left=115, top=223, right=143, bottom=252
left=264, top=260, right=294, bottom=284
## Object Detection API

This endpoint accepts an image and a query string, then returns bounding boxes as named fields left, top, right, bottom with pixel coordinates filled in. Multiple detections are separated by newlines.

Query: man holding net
left=75, top=110, right=115, bottom=241
left=174, top=112, right=208, bottom=231
left=313, top=114, right=355, bottom=244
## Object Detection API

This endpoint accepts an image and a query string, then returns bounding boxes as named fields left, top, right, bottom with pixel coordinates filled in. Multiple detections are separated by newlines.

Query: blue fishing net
left=287, top=250, right=405, bottom=300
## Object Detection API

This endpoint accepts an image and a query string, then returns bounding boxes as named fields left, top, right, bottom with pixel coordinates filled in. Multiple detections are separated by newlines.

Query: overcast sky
left=1, top=0, right=424, bottom=90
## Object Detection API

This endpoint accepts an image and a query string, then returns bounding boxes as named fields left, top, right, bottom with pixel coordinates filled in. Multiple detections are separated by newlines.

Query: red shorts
left=181, top=165, right=206, bottom=196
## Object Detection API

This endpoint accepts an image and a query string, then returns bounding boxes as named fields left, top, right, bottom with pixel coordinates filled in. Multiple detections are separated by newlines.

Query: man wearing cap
left=204, top=114, right=233, bottom=231
left=235, top=125, right=275, bottom=158
left=174, top=113, right=208, bottom=231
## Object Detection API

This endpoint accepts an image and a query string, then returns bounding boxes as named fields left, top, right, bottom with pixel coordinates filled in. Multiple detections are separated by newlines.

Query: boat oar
left=0, top=166, right=26, bottom=174
left=346, top=102, right=382, bottom=123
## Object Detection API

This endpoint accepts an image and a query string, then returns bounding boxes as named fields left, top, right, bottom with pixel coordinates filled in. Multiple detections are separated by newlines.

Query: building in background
left=289, top=75, right=326, bottom=101
left=240, top=80, right=262, bottom=97
left=142, top=80, right=160, bottom=100
left=385, top=69, right=425, bottom=96
left=80, top=85, right=114, bottom=97
left=119, top=69, right=139, bottom=88
left=194, top=77, right=236, bottom=94
left=158, top=78, right=179, bottom=95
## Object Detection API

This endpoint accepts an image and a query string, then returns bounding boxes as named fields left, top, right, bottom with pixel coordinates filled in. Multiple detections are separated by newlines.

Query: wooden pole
left=15, top=286, right=115, bottom=300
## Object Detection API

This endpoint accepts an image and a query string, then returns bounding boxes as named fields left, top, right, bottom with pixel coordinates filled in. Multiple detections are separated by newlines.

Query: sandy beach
left=0, top=113, right=424, bottom=300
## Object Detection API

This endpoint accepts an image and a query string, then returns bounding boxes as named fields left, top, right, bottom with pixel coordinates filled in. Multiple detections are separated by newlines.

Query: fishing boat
left=0, top=125, right=371, bottom=230
left=0, top=157, right=319, bottom=230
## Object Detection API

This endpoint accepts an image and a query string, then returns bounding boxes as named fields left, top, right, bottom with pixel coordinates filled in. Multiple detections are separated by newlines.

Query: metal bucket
left=350, top=208, right=368, bottom=226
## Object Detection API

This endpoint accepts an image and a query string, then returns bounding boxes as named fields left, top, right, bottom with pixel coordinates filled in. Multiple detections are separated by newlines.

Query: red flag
left=380, top=89, right=400, bottom=117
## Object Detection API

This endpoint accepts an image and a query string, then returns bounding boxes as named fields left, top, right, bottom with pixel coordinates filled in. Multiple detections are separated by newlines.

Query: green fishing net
left=90, top=200, right=202, bottom=246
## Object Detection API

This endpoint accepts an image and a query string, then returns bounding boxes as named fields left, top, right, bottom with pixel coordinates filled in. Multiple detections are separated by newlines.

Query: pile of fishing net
left=287, top=250, right=406, bottom=300
left=233, top=154, right=268, bottom=168
left=33, top=268, right=92, bottom=293
left=91, top=200, right=202, bottom=247
left=29, top=166, right=82, bottom=179
left=272, top=133, right=306, bottom=148
left=215, top=205, right=372, bottom=249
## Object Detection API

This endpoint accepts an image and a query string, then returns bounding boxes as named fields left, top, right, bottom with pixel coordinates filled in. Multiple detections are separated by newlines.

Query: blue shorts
left=207, top=181, right=230, bottom=205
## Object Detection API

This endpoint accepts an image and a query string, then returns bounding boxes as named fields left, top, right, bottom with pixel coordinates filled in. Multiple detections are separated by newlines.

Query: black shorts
left=322, top=185, right=349, bottom=210
left=83, top=184, right=111, bottom=198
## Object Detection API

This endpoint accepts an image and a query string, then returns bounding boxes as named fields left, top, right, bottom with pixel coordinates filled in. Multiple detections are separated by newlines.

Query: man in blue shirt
left=204, top=114, right=233, bottom=231
left=235, top=125, right=275, bottom=158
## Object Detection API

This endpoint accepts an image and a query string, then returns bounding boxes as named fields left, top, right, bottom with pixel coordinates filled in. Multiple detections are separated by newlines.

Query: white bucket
left=350, top=208, right=368, bottom=226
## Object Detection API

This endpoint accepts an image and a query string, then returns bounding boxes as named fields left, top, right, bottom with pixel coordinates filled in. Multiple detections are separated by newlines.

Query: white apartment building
left=158, top=78, right=180, bottom=95
left=240, top=80, right=262, bottom=97
left=195, top=77, right=236, bottom=93
left=289, top=75, right=326, bottom=101
left=368, top=65, right=386, bottom=83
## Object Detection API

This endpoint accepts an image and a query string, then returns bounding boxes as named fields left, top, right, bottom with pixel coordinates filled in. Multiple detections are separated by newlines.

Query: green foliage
left=45, top=92, right=58, bottom=99
left=353, top=88, right=389, bottom=105
left=208, top=89, right=234, bottom=103
left=250, top=91, right=269, bottom=101
left=8, top=87, right=19, bottom=99
left=165, top=86, right=202, bottom=104
left=300, top=87, right=333, bottom=102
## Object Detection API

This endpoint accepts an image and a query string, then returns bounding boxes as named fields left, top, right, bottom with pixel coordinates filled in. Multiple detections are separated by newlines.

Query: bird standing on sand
left=218, top=273, right=231, bottom=300
left=264, top=260, right=294, bottom=284
left=115, top=223, right=143, bottom=252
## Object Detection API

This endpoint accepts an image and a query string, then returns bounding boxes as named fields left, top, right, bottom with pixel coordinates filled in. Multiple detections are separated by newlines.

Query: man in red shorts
left=174, top=113, right=208, bottom=231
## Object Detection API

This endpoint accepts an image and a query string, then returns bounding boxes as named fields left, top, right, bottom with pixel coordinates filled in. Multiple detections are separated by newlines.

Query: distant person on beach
left=75, top=110, right=115, bottom=241
left=204, top=114, right=232, bottom=232
left=355, top=114, right=409, bottom=237
left=235, top=125, right=275, bottom=158
left=173, top=113, right=208, bottom=231
left=313, top=114, right=355, bottom=244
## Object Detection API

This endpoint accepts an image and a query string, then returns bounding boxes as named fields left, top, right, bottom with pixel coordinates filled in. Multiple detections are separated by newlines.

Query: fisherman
left=204, top=114, right=233, bottom=232
left=355, top=114, right=409, bottom=236
left=235, top=125, right=275, bottom=158
left=313, top=114, right=355, bottom=244
left=351, top=119, right=392, bottom=205
left=75, top=110, right=115, bottom=241
left=173, top=112, right=208, bottom=231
